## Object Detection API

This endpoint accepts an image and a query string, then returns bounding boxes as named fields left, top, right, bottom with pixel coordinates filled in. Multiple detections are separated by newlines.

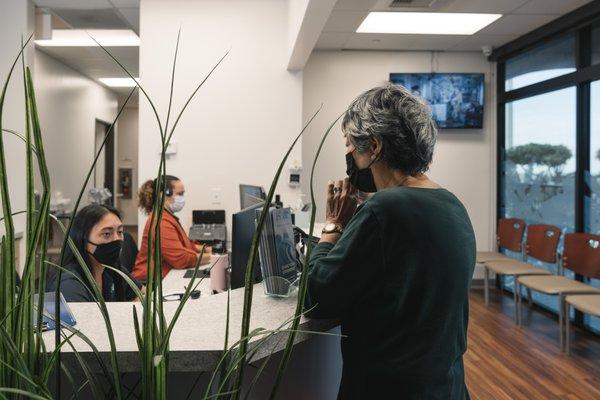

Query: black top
left=306, top=187, right=475, bottom=400
left=48, top=262, right=142, bottom=302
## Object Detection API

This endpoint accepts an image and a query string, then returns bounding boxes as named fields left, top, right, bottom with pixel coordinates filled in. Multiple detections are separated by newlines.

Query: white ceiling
left=316, top=0, right=594, bottom=51
left=32, top=0, right=140, bottom=99
left=28, top=0, right=594, bottom=97
left=32, top=0, right=139, bottom=32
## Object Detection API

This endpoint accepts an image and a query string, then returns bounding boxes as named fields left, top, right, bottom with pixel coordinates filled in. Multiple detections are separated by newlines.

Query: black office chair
left=120, top=232, right=138, bottom=273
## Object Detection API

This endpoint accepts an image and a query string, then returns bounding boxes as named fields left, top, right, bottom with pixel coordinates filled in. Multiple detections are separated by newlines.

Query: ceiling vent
left=373, top=0, right=453, bottom=10
left=51, top=8, right=129, bottom=30
left=389, top=0, right=436, bottom=7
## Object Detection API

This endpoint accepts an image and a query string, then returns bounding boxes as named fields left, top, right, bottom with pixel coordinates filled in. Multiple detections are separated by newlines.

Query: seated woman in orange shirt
left=131, top=175, right=211, bottom=281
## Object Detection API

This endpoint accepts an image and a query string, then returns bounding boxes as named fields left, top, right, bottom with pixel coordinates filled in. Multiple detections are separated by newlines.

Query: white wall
left=139, top=0, right=304, bottom=238
left=0, top=0, right=34, bottom=271
left=302, top=50, right=497, bottom=253
left=117, top=106, right=139, bottom=226
left=34, top=49, right=119, bottom=208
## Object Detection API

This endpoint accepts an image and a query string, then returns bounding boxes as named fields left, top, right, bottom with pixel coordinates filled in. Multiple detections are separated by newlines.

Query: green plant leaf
left=231, top=104, right=322, bottom=399
left=267, top=112, right=343, bottom=400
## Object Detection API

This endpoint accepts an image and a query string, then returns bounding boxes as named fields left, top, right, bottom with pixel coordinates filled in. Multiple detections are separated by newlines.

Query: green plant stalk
left=154, top=29, right=177, bottom=354
left=145, top=36, right=184, bottom=389
left=91, top=33, right=227, bottom=397
left=213, top=324, right=339, bottom=399
left=95, top=33, right=230, bottom=397
left=0, top=238, right=7, bottom=387
left=42, top=305, right=115, bottom=392
left=25, top=67, right=53, bottom=379
left=24, top=63, right=53, bottom=375
left=0, top=325, right=39, bottom=395
left=0, top=129, right=38, bottom=155
left=49, top=85, right=135, bottom=399
left=13, top=35, right=36, bottom=379
left=231, top=105, right=322, bottom=399
left=0, top=35, right=32, bottom=391
left=22, top=37, right=33, bottom=252
left=267, top=113, right=343, bottom=400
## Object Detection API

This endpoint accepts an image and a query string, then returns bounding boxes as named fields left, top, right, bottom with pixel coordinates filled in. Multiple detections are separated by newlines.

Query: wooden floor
left=465, top=288, right=600, bottom=400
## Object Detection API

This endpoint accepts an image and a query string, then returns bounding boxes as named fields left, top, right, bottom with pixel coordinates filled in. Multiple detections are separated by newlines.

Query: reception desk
left=43, top=263, right=342, bottom=398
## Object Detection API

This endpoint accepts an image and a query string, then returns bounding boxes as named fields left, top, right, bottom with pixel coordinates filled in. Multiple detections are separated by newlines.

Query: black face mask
left=87, top=239, right=123, bottom=267
left=346, top=151, right=378, bottom=193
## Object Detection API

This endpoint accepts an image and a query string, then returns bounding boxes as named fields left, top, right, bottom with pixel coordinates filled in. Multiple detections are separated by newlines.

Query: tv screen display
left=389, top=73, right=484, bottom=129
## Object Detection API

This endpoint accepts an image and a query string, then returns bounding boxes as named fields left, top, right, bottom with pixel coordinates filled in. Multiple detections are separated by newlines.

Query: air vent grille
left=389, top=0, right=437, bottom=7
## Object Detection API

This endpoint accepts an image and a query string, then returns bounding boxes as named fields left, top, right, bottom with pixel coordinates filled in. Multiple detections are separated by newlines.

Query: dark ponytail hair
left=61, top=204, right=127, bottom=301
left=138, top=175, right=180, bottom=214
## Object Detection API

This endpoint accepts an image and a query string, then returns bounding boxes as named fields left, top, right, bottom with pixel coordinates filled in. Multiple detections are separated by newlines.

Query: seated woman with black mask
left=48, top=204, right=143, bottom=302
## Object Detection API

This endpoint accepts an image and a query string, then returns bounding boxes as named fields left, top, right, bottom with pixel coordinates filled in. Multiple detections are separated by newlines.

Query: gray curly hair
left=342, top=83, right=437, bottom=176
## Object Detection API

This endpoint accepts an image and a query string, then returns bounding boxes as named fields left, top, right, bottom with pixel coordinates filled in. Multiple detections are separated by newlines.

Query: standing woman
left=49, top=204, right=143, bottom=302
left=132, top=175, right=211, bottom=281
left=306, top=84, right=475, bottom=399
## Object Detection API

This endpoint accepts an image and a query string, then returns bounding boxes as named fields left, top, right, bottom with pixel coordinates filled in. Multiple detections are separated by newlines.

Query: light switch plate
left=211, top=188, right=222, bottom=204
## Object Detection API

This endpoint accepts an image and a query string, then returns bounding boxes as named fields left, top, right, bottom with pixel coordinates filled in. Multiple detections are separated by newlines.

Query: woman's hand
left=326, top=177, right=358, bottom=229
left=195, top=243, right=212, bottom=254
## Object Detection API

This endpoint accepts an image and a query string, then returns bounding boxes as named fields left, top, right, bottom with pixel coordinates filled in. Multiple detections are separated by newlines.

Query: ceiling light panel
left=357, top=12, right=502, bottom=35
left=98, top=77, right=139, bottom=87
left=35, top=29, right=140, bottom=46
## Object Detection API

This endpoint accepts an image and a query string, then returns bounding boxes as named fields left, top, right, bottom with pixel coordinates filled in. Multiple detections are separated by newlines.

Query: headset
left=153, top=177, right=174, bottom=198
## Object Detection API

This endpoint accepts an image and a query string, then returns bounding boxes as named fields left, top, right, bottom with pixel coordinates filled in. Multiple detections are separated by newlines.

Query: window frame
left=494, top=4, right=600, bottom=331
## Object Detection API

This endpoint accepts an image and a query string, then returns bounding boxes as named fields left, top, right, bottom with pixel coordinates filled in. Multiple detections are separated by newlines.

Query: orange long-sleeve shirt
left=131, top=210, right=198, bottom=281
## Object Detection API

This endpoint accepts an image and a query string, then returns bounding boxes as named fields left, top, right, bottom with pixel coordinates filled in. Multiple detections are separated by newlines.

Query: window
left=505, top=34, right=576, bottom=90
left=504, top=88, right=577, bottom=230
left=498, top=13, right=600, bottom=334
left=502, top=88, right=577, bottom=312
left=587, top=80, right=600, bottom=332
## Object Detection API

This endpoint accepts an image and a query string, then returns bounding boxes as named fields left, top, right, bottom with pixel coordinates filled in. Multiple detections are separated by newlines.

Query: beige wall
left=116, top=106, right=139, bottom=226
left=302, top=50, right=497, bottom=253
left=0, top=0, right=34, bottom=272
left=138, top=0, right=304, bottom=239
left=34, top=49, right=119, bottom=208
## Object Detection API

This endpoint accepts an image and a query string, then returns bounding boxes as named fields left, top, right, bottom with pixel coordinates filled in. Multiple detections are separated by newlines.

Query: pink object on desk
left=210, top=254, right=228, bottom=293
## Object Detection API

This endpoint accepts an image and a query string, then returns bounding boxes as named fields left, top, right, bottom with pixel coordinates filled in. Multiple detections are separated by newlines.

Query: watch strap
left=322, top=223, right=343, bottom=235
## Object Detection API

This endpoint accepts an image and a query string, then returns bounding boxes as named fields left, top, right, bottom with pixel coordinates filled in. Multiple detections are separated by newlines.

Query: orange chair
left=476, top=218, right=526, bottom=264
left=565, top=294, right=600, bottom=355
left=517, top=233, right=600, bottom=349
left=483, top=225, right=558, bottom=321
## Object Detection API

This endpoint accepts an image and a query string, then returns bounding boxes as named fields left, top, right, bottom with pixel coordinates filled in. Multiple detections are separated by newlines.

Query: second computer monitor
left=231, top=202, right=264, bottom=289
left=239, top=184, right=266, bottom=210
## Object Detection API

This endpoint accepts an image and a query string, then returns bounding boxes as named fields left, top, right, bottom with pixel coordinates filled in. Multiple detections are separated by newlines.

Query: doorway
left=94, top=119, right=115, bottom=205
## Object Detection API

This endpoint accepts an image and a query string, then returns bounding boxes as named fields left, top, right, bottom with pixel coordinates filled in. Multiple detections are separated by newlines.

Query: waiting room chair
left=517, top=233, right=600, bottom=349
left=476, top=218, right=526, bottom=264
left=565, top=294, right=600, bottom=355
left=483, top=224, right=558, bottom=321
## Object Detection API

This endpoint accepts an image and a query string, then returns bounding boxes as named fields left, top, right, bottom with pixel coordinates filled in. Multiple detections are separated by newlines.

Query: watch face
left=325, top=223, right=336, bottom=231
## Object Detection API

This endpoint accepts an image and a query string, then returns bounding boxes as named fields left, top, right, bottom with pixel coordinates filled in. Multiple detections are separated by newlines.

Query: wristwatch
left=322, top=222, right=344, bottom=235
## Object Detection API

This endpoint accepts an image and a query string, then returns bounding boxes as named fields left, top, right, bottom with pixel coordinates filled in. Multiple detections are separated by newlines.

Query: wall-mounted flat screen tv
left=389, top=73, right=484, bottom=129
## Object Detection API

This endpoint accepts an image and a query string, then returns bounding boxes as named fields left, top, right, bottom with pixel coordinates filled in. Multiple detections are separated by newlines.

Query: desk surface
left=43, top=261, right=337, bottom=372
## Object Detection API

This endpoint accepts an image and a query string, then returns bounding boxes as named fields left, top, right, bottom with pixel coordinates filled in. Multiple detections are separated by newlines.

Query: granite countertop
left=43, top=262, right=338, bottom=372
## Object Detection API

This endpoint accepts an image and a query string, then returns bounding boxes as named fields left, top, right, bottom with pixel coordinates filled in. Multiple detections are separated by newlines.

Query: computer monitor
left=239, top=184, right=266, bottom=210
left=192, top=209, right=226, bottom=225
left=231, top=202, right=264, bottom=289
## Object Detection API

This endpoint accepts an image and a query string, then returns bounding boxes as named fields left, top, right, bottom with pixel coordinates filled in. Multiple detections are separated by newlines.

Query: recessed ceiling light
left=35, top=29, right=140, bottom=47
left=99, top=77, right=139, bottom=88
left=357, top=12, right=502, bottom=35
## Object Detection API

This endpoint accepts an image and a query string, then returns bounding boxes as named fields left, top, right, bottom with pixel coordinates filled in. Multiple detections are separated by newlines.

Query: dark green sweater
left=306, top=187, right=475, bottom=400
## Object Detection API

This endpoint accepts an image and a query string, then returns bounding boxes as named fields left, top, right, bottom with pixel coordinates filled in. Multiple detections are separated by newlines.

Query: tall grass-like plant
left=0, top=34, right=55, bottom=399
left=1, top=31, right=340, bottom=400
left=267, top=113, right=342, bottom=399
left=92, top=32, right=230, bottom=399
